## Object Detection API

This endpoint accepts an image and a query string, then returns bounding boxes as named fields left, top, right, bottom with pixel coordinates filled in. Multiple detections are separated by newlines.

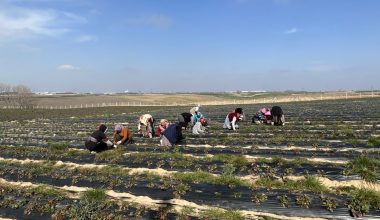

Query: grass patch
left=285, top=176, right=329, bottom=193
left=255, top=175, right=329, bottom=193
left=26, top=185, right=65, bottom=200
left=82, top=189, right=107, bottom=202
left=95, top=148, right=125, bottom=163
left=368, top=136, right=380, bottom=147
left=48, top=142, right=69, bottom=152
left=347, top=188, right=380, bottom=216
left=68, top=189, right=107, bottom=219
left=173, top=171, right=249, bottom=187
left=200, top=208, right=245, bottom=220
left=345, top=156, right=380, bottom=182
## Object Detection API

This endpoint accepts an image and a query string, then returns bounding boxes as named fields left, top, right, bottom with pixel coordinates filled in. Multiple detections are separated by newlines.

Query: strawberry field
left=0, top=98, right=380, bottom=219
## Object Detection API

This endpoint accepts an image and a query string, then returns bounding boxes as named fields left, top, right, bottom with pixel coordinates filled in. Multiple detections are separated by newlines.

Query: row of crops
left=0, top=98, right=380, bottom=219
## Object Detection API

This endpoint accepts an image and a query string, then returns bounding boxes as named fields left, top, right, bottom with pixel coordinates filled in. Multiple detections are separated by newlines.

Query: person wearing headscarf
left=192, top=117, right=208, bottom=135
left=85, top=124, right=114, bottom=152
left=156, top=119, right=170, bottom=137
left=138, top=114, right=155, bottom=138
left=252, top=107, right=271, bottom=124
left=113, top=124, right=133, bottom=145
left=178, top=112, right=193, bottom=129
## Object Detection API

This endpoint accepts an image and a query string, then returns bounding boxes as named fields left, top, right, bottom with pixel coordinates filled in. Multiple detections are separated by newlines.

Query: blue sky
left=0, top=0, right=379, bottom=92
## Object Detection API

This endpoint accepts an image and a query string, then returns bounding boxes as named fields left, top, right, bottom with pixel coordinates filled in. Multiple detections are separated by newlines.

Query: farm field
left=0, top=98, right=380, bottom=219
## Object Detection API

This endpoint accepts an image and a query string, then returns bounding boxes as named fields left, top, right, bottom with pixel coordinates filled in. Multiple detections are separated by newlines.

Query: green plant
left=178, top=206, right=195, bottom=220
left=174, top=183, right=190, bottom=198
left=321, top=196, right=338, bottom=212
left=296, top=194, right=312, bottom=208
left=278, top=195, right=289, bottom=208
left=233, top=192, right=242, bottom=199
left=222, top=164, right=236, bottom=176
left=347, top=188, right=380, bottom=217
left=252, top=193, right=268, bottom=204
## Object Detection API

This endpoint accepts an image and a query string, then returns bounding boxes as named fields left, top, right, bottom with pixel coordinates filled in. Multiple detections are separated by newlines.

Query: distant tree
left=0, top=83, right=34, bottom=108
left=13, top=85, right=34, bottom=108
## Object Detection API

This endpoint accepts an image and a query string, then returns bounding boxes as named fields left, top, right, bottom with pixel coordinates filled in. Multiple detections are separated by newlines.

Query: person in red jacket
left=223, top=108, right=243, bottom=131
left=156, top=119, right=169, bottom=137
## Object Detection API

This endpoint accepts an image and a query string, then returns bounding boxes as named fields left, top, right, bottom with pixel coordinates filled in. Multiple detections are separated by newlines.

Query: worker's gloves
left=116, top=141, right=122, bottom=145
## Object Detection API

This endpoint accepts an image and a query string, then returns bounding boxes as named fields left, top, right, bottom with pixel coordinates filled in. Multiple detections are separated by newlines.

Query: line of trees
left=0, top=83, right=35, bottom=108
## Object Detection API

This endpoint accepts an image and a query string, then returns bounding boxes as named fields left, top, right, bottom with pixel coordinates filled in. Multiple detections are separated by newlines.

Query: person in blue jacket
left=160, top=123, right=183, bottom=147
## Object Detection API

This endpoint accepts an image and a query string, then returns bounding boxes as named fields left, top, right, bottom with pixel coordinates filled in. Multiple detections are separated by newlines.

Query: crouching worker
left=190, top=104, right=203, bottom=124
left=192, top=118, right=208, bottom=135
left=156, top=119, right=169, bottom=137
left=223, top=108, right=243, bottom=131
left=138, top=114, right=155, bottom=138
left=85, top=124, right=114, bottom=152
left=113, top=124, right=134, bottom=145
left=178, top=112, right=192, bottom=129
left=270, top=106, right=285, bottom=126
left=161, top=123, right=183, bottom=147
left=252, top=107, right=271, bottom=124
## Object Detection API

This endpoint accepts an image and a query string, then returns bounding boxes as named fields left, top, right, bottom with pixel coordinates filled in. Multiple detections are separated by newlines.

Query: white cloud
left=62, top=12, right=87, bottom=24
left=284, top=27, right=298, bottom=34
left=0, top=3, right=87, bottom=39
left=127, top=14, right=173, bottom=29
left=57, top=64, right=80, bottom=71
left=75, top=34, right=97, bottom=42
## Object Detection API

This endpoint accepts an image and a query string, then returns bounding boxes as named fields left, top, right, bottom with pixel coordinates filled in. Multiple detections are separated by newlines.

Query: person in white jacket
left=192, top=118, right=207, bottom=135
left=223, top=108, right=243, bottom=131
left=138, top=114, right=154, bottom=138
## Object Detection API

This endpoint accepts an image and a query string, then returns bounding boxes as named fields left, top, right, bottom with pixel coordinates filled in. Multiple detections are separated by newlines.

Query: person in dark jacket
left=178, top=112, right=192, bottom=129
left=85, top=124, right=114, bottom=152
left=270, top=106, right=285, bottom=126
left=160, top=123, right=183, bottom=147
left=252, top=107, right=271, bottom=124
